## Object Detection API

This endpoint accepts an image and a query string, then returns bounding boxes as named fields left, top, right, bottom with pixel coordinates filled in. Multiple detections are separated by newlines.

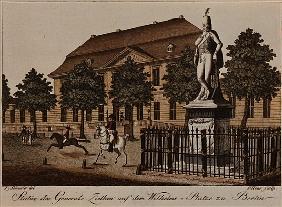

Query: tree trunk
left=130, top=105, right=134, bottom=140
left=32, top=110, right=37, bottom=138
left=240, top=97, right=249, bottom=128
left=80, top=110, right=85, bottom=139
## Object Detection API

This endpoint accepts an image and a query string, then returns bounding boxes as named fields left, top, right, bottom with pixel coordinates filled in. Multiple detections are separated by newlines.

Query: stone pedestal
left=183, top=100, right=233, bottom=166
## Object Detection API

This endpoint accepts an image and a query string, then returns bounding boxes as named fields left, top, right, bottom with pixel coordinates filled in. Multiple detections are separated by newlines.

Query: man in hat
left=106, top=114, right=117, bottom=152
left=194, top=8, right=223, bottom=101
left=62, top=125, right=71, bottom=147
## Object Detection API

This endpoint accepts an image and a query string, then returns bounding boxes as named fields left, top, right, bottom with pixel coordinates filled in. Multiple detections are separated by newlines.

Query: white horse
left=95, top=125, right=129, bottom=166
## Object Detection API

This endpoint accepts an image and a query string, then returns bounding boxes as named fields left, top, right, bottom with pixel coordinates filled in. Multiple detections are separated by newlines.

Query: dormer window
left=167, top=44, right=175, bottom=53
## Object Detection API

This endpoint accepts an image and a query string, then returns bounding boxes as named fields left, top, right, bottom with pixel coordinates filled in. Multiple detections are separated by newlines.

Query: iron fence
left=140, top=127, right=281, bottom=183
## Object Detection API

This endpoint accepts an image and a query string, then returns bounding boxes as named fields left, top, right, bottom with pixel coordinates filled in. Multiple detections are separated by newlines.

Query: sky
left=2, top=2, right=281, bottom=95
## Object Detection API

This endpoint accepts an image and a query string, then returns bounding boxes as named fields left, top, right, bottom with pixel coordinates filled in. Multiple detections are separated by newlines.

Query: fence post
left=243, top=129, right=249, bottom=185
left=257, top=130, right=264, bottom=175
left=270, top=129, right=277, bottom=171
left=140, top=128, right=146, bottom=171
left=201, top=130, right=207, bottom=177
left=157, top=129, right=163, bottom=169
left=167, top=129, right=173, bottom=174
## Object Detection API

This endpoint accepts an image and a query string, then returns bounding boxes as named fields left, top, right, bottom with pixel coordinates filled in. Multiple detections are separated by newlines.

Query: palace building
left=3, top=16, right=281, bottom=137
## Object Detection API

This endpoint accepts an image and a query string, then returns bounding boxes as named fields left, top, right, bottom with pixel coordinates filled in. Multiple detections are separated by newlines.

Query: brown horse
left=47, top=133, right=88, bottom=155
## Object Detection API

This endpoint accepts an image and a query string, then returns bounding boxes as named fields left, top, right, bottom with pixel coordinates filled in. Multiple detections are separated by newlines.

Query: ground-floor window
left=229, top=95, right=236, bottom=118
left=247, top=98, right=255, bottom=118
left=154, top=102, right=160, bottom=120
left=169, top=102, right=176, bottom=120
left=42, top=110, right=47, bottom=122
left=98, top=105, right=104, bottom=121
left=125, top=105, right=133, bottom=121
left=10, top=109, right=15, bottom=123
left=20, top=109, right=25, bottom=123
left=73, top=108, right=78, bottom=122
left=86, top=109, right=92, bottom=122
left=263, top=98, right=271, bottom=118
left=61, top=108, right=67, bottom=122
left=136, top=103, right=143, bottom=120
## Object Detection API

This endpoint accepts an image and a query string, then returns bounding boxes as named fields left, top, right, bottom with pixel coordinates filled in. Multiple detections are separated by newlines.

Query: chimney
left=91, top=34, right=96, bottom=38
left=116, top=29, right=122, bottom=32
left=153, top=21, right=158, bottom=24
left=179, top=15, right=184, bottom=19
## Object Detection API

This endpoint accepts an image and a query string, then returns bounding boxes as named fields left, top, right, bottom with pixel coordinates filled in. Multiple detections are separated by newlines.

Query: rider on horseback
left=106, top=114, right=117, bottom=152
left=62, top=125, right=71, bottom=148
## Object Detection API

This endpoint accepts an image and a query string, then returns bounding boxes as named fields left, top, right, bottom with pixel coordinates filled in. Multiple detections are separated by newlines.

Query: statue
left=193, top=8, right=224, bottom=101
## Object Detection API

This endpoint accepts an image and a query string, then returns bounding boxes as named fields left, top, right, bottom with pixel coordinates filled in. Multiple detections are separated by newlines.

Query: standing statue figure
left=193, top=8, right=224, bottom=101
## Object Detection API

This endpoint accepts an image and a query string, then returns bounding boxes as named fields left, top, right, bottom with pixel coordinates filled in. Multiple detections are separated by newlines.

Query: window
left=169, top=102, right=176, bottom=120
left=10, top=109, right=15, bottom=123
left=42, top=110, right=47, bottom=122
left=30, top=111, right=35, bottom=122
left=98, top=105, right=104, bottom=121
left=61, top=108, right=67, bottom=122
left=86, top=109, right=92, bottom=122
left=247, top=98, right=254, bottom=118
left=229, top=96, right=236, bottom=118
left=20, top=109, right=25, bottom=123
left=154, top=102, right=160, bottom=120
left=263, top=98, right=271, bottom=118
left=2, top=111, right=5, bottom=123
left=152, top=67, right=160, bottom=86
left=113, top=104, right=120, bottom=121
left=125, top=105, right=133, bottom=121
left=73, top=108, right=78, bottom=122
left=136, top=103, right=143, bottom=120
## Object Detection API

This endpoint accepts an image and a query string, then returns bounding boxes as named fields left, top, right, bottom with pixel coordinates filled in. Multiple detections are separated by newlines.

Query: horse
left=95, top=125, right=129, bottom=166
left=47, top=133, right=89, bottom=155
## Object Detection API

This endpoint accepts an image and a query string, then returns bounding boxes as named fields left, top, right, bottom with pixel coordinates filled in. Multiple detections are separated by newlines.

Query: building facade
left=3, top=17, right=281, bottom=137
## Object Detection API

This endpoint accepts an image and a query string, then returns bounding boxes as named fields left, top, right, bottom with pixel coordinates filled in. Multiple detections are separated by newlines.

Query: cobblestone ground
left=2, top=134, right=279, bottom=186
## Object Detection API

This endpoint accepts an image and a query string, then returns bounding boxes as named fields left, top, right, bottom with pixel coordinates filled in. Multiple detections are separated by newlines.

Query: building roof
left=49, top=17, right=201, bottom=78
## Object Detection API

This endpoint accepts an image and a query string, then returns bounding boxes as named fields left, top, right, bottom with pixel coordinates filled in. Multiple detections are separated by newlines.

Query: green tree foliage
left=162, top=47, right=200, bottom=123
left=2, top=74, right=11, bottom=116
left=14, top=68, right=56, bottom=135
left=60, top=60, right=106, bottom=138
left=222, top=28, right=280, bottom=127
left=109, top=56, right=154, bottom=137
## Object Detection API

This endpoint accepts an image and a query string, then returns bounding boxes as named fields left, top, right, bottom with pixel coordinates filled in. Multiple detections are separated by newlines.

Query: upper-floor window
left=247, top=98, right=254, bottom=118
left=73, top=108, right=78, bottom=122
left=263, top=98, right=271, bottom=118
left=152, top=67, right=160, bottom=86
left=61, top=108, right=67, bottom=122
left=169, top=102, right=176, bottom=120
left=42, top=110, right=48, bottom=122
left=20, top=109, right=25, bottom=123
left=154, top=102, right=160, bottom=120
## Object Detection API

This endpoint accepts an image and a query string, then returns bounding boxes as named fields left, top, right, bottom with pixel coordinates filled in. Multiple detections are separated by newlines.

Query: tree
left=60, top=60, right=106, bottom=139
left=162, top=47, right=200, bottom=124
left=109, top=56, right=154, bottom=138
left=14, top=68, right=57, bottom=136
left=2, top=74, right=11, bottom=120
left=222, top=28, right=280, bottom=127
